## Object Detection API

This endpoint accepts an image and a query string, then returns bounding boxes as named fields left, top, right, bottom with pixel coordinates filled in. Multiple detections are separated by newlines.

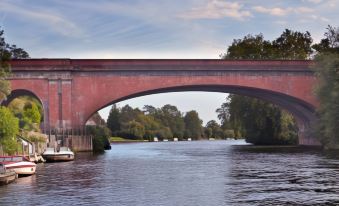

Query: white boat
left=173, top=138, right=178, bottom=142
left=187, top=138, right=192, bottom=141
left=0, top=156, right=36, bottom=176
left=42, top=147, right=75, bottom=162
left=163, top=139, right=169, bottom=142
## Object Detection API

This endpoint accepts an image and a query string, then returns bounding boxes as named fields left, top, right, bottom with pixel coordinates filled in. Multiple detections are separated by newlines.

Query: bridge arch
left=86, top=85, right=317, bottom=145
left=1, top=89, right=47, bottom=131
left=1, top=89, right=43, bottom=107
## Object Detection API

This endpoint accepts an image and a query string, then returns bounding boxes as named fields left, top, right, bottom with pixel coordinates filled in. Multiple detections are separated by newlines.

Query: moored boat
left=0, top=163, right=17, bottom=185
left=42, top=147, right=75, bottom=162
left=0, top=156, right=36, bottom=176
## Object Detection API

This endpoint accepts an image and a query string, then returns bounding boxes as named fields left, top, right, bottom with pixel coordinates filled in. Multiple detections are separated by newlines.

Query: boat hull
left=5, top=163, right=36, bottom=176
left=42, top=154, right=75, bottom=162
left=0, top=171, right=17, bottom=185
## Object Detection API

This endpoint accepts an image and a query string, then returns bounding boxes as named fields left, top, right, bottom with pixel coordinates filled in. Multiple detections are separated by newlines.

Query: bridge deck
left=9, top=59, right=314, bottom=72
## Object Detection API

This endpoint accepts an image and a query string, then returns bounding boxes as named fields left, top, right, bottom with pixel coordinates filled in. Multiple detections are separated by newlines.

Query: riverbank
left=109, top=137, right=148, bottom=143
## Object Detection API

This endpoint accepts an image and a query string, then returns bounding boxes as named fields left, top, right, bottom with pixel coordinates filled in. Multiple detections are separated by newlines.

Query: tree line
left=0, top=27, right=45, bottom=154
left=106, top=104, right=235, bottom=141
left=217, top=26, right=339, bottom=146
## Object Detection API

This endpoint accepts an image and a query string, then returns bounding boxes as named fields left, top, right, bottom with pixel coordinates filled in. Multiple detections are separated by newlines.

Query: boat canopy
left=0, top=156, right=28, bottom=162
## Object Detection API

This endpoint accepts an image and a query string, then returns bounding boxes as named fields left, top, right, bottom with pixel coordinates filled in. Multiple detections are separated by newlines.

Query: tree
left=216, top=100, right=232, bottom=130
left=0, top=27, right=30, bottom=102
left=313, top=25, right=339, bottom=54
left=157, top=104, right=185, bottom=139
left=205, top=120, right=224, bottom=139
left=222, top=34, right=273, bottom=60
left=136, top=114, right=161, bottom=140
left=23, top=102, right=41, bottom=124
left=7, top=96, right=43, bottom=131
left=184, top=110, right=203, bottom=140
left=311, top=25, right=339, bottom=148
left=125, top=120, right=145, bottom=140
left=272, top=29, right=313, bottom=59
left=86, top=125, right=111, bottom=153
left=21, top=102, right=41, bottom=131
left=313, top=53, right=339, bottom=147
left=107, top=104, right=121, bottom=135
left=143, top=105, right=157, bottom=115
left=219, top=29, right=309, bottom=145
left=0, top=28, right=11, bottom=102
left=0, top=27, right=29, bottom=154
left=0, top=106, right=19, bottom=154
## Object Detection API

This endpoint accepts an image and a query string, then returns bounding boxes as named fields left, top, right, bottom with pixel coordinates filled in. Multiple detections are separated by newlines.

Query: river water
left=1, top=140, right=339, bottom=206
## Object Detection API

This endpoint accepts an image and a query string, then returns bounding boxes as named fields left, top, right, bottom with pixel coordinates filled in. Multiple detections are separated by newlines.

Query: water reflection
left=0, top=140, right=338, bottom=206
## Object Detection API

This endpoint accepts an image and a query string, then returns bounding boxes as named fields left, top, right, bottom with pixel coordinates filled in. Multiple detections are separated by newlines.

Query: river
left=0, top=140, right=339, bottom=206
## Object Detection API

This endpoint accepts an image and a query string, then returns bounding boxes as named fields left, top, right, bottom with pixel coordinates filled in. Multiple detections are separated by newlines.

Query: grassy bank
left=109, top=137, right=148, bottom=143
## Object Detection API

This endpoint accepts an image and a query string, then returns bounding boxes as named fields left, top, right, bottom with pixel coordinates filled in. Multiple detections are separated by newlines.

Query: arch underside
left=1, top=89, right=48, bottom=131
left=1, top=89, right=43, bottom=107
left=94, top=85, right=316, bottom=126
left=91, top=84, right=318, bottom=145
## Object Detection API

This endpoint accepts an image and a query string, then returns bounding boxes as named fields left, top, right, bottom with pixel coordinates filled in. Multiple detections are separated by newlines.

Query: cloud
left=178, top=0, right=252, bottom=21
left=302, top=0, right=323, bottom=3
left=0, top=1, right=83, bottom=37
left=253, top=6, right=313, bottom=16
left=310, top=15, right=330, bottom=22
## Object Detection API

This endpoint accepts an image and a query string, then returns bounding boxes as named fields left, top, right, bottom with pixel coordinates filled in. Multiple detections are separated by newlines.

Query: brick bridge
left=3, top=59, right=319, bottom=145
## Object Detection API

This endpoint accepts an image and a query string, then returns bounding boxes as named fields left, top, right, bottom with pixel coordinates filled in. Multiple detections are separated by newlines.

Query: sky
left=0, top=0, right=338, bottom=124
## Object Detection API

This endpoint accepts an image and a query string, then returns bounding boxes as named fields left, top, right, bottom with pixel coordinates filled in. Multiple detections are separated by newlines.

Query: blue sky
left=0, top=0, right=338, bottom=124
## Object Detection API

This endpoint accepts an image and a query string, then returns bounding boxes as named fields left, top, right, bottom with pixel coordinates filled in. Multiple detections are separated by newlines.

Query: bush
left=0, top=106, right=20, bottom=155
left=86, top=125, right=111, bottom=153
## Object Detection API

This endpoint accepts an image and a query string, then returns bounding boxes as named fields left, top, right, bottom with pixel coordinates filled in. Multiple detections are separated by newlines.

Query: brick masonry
left=7, top=59, right=319, bottom=146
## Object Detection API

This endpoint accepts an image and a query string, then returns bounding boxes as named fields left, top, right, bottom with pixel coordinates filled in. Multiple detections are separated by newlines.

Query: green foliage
left=224, top=130, right=235, bottom=139
left=107, top=104, right=121, bottom=135
left=0, top=106, right=19, bottom=139
left=125, top=120, right=145, bottom=140
left=0, top=29, right=11, bottom=102
left=0, top=27, right=30, bottom=154
left=221, top=95, right=298, bottom=145
left=106, top=104, right=206, bottom=141
left=312, top=25, right=339, bottom=54
left=272, top=29, right=313, bottom=60
left=223, top=34, right=273, bottom=60
left=24, top=133, right=47, bottom=143
left=110, top=136, right=143, bottom=142
left=8, top=97, right=42, bottom=132
left=0, top=27, right=29, bottom=102
left=0, top=77, right=10, bottom=102
left=0, top=106, right=20, bottom=154
left=23, top=102, right=41, bottom=123
left=86, top=125, right=111, bottom=153
left=136, top=114, right=161, bottom=140
left=222, top=29, right=313, bottom=60
left=313, top=53, right=339, bottom=146
left=205, top=120, right=224, bottom=139
left=219, top=95, right=298, bottom=145
left=184, top=110, right=203, bottom=140
left=219, top=28, right=312, bottom=145
left=157, top=104, right=185, bottom=139
left=1, top=136, right=20, bottom=155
